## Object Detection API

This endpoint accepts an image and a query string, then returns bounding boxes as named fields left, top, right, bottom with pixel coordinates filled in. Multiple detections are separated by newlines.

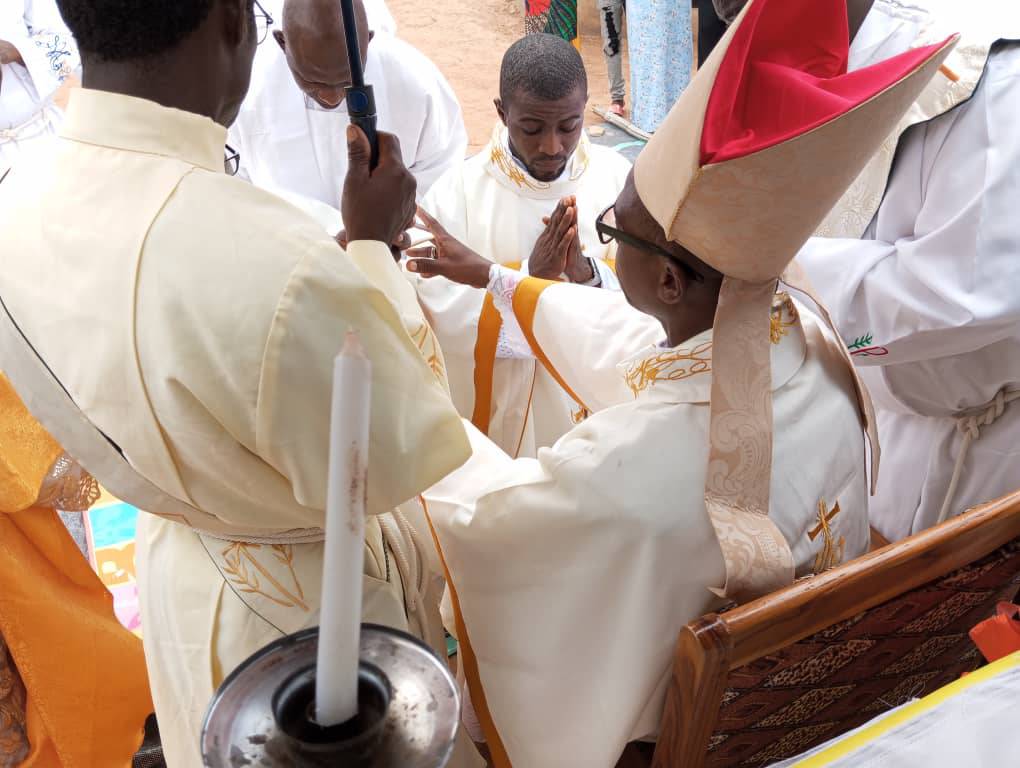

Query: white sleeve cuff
left=487, top=264, right=534, bottom=359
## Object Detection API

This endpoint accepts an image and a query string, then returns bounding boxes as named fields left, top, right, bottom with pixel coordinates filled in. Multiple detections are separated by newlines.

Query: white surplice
left=0, top=89, right=476, bottom=768
left=228, top=30, right=467, bottom=207
left=410, top=126, right=632, bottom=457
left=425, top=283, right=870, bottom=768
left=0, top=0, right=78, bottom=173
left=798, top=1, right=1020, bottom=540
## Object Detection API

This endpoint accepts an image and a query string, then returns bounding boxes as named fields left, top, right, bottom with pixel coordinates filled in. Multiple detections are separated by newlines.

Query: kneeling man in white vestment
left=411, top=0, right=955, bottom=764
left=409, top=33, right=632, bottom=458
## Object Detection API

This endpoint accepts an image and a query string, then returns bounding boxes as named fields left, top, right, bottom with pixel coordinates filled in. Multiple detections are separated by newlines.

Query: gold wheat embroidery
left=624, top=340, right=713, bottom=397
left=410, top=323, right=445, bottom=381
left=221, top=542, right=310, bottom=611
left=770, top=293, right=800, bottom=345
left=809, top=500, right=845, bottom=573
left=489, top=143, right=545, bottom=191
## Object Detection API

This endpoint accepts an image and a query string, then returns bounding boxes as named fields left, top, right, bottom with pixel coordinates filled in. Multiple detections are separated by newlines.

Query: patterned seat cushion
left=704, top=539, right=1020, bottom=767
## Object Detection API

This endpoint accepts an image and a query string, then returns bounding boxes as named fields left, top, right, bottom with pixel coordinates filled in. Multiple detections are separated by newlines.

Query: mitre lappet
left=633, top=0, right=957, bottom=601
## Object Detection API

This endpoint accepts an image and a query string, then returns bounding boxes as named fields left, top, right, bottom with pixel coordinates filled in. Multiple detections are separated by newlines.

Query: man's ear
left=273, top=29, right=286, bottom=51
left=656, top=258, right=689, bottom=306
left=494, top=97, right=507, bottom=126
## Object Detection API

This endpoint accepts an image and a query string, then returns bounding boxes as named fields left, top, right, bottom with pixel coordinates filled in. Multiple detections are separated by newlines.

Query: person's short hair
left=500, top=33, right=588, bottom=105
left=56, top=0, right=220, bottom=62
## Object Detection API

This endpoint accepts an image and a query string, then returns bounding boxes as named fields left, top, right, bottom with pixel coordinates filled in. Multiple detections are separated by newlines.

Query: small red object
left=969, top=602, right=1020, bottom=663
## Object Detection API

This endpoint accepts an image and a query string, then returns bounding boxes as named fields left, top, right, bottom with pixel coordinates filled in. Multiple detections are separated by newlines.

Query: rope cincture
left=938, top=388, right=1020, bottom=524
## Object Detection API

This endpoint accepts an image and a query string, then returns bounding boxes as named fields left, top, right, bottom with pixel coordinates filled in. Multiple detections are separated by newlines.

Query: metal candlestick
left=201, top=624, right=460, bottom=767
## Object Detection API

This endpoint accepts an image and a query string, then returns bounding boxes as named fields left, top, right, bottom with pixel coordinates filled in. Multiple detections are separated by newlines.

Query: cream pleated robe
left=410, top=125, right=632, bottom=457
left=0, top=89, right=479, bottom=768
left=425, top=280, right=871, bottom=768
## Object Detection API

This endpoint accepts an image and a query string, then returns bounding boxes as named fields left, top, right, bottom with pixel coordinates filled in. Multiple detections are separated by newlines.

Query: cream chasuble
left=425, top=285, right=870, bottom=768
left=0, top=89, right=474, bottom=768
left=411, top=125, right=632, bottom=457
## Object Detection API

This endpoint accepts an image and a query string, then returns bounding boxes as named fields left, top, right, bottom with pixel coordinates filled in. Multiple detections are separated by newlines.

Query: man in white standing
left=797, top=0, right=1020, bottom=541
left=0, top=0, right=79, bottom=176
left=229, top=0, right=466, bottom=208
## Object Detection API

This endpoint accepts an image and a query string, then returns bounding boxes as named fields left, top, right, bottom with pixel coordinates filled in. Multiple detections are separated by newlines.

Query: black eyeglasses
left=595, top=204, right=704, bottom=282
left=224, top=144, right=240, bottom=176
left=254, top=0, right=274, bottom=45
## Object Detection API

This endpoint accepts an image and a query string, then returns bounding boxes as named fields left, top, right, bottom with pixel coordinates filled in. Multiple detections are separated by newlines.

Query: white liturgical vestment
left=0, top=0, right=79, bottom=174
left=229, top=30, right=466, bottom=207
left=0, top=89, right=472, bottom=768
left=798, top=0, right=1020, bottom=540
left=425, top=282, right=870, bottom=768
left=410, top=126, right=631, bottom=457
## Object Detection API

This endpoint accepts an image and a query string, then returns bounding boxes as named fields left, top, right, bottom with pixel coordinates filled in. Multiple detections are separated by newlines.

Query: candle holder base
left=201, top=624, right=460, bottom=768
left=270, top=662, right=390, bottom=765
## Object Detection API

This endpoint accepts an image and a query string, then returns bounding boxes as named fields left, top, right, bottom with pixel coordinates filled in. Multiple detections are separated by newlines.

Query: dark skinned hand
left=406, top=207, right=492, bottom=289
left=530, top=196, right=595, bottom=283
left=341, top=126, right=417, bottom=248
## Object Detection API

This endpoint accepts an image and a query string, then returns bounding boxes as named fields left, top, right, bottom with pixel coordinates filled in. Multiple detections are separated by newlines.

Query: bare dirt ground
left=387, top=0, right=631, bottom=151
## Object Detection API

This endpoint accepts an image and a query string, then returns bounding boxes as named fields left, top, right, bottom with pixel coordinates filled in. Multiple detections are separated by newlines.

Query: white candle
left=316, top=330, right=372, bottom=727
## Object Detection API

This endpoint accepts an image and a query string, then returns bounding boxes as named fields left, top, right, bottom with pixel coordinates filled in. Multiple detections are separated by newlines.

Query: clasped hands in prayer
left=331, top=131, right=594, bottom=288
left=406, top=195, right=595, bottom=287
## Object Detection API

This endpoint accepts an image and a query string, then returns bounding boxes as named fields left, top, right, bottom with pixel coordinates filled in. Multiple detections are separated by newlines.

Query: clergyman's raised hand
left=406, top=207, right=492, bottom=289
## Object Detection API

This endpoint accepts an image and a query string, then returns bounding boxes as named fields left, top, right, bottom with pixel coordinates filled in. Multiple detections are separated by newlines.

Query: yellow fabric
left=471, top=293, right=504, bottom=435
left=0, top=375, right=61, bottom=513
left=511, top=277, right=591, bottom=413
left=422, top=500, right=511, bottom=768
left=0, top=374, right=152, bottom=767
left=794, top=652, right=1020, bottom=766
left=470, top=260, right=523, bottom=436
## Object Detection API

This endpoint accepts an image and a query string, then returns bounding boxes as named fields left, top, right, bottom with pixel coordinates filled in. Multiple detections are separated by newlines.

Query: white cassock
left=797, top=0, right=1020, bottom=540
left=424, top=277, right=870, bottom=768
left=228, top=29, right=467, bottom=207
left=0, top=0, right=79, bottom=174
left=410, top=125, right=632, bottom=457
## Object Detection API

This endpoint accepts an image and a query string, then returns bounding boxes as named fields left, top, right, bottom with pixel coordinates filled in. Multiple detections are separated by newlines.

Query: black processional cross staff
left=340, top=0, right=379, bottom=169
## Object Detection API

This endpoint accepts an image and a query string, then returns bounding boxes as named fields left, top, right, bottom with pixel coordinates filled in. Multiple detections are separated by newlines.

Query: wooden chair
left=645, top=489, right=1020, bottom=768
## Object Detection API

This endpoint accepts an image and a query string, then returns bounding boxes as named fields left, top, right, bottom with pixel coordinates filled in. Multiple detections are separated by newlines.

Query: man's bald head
left=273, top=0, right=370, bottom=109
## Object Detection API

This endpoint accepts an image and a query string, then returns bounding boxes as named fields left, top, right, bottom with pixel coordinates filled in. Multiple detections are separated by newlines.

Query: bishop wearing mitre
left=413, top=0, right=955, bottom=764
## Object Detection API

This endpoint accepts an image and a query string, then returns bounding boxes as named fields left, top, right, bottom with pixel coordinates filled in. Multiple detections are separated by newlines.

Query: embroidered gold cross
left=809, top=500, right=845, bottom=573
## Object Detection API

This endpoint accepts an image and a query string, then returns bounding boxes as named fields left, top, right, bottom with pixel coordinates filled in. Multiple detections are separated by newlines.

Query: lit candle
left=316, top=330, right=372, bottom=727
